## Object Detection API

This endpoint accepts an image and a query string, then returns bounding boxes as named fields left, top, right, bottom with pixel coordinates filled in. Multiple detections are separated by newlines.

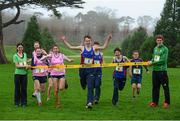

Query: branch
left=0, top=0, right=34, bottom=10
left=14, top=20, right=25, bottom=24
left=2, top=5, right=23, bottom=28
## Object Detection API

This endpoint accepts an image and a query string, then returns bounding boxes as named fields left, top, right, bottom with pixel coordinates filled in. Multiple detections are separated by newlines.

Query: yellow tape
left=31, top=65, right=49, bottom=69
left=31, top=62, right=148, bottom=69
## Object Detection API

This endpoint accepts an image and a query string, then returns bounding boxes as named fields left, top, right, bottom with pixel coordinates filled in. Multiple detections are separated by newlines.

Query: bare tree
left=119, top=16, right=135, bottom=37
left=137, top=15, right=153, bottom=29
left=0, top=0, right=84, bottom=64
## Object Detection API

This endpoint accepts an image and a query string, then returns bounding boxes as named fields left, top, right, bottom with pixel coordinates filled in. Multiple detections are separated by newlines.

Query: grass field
left=0, top=45, right=180, bottom=120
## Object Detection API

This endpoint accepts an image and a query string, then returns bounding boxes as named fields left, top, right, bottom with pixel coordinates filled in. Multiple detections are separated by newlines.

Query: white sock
left=36, top=92, right=42, bottom=103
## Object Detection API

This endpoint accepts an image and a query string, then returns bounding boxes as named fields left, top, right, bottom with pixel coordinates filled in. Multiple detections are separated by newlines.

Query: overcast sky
left=55, top=0, right=166, bottom=19
left=17, top=0, right=166, bottom=20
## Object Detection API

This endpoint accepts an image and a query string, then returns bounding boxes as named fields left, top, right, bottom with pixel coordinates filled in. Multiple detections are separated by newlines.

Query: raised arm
left=60, top=36, right=82, bottom=50
left=63, top=54, right=73, bottom=62
left=142, top=59, right=149, bottom=72
left=95, top=33, right=112, bottom=50
left=41, top=49, right=47, bottom=55
left=139, top=58, right=149, bottom=72
left=40, top=54, right=52, bottom=61
left=124, top=56, right=130, bottom=62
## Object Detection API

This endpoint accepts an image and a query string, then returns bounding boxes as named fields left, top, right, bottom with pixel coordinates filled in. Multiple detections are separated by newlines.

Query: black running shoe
left=112, top=99, right=117, bottom=106
left=32, top=93, right=36, bottom=98
left=94, top=100, right=99, bottom=104
left=86, top=102, right=93, bottom=109
left=137, top=90, right=140, bottom=95
left=65, top=80, right=68, bottom=89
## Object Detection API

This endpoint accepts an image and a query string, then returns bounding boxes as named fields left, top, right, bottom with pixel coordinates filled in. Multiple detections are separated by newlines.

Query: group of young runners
left=13, top=34, right=170, bottom=109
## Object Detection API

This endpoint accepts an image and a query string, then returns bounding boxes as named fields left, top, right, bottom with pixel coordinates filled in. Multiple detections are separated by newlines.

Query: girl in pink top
left=32, top=41, right=47, bottom=98
left=43, top=45, right=73, bottom=108
left=32, top=48, right=48, bottom=106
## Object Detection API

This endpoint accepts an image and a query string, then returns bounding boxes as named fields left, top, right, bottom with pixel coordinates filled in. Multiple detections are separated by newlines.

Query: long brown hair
left=52, top=44, right=60, bottom=53
left=16, top=42, right=24, bottom=52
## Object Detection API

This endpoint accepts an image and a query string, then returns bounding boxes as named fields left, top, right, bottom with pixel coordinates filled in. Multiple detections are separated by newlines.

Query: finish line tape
left=31, top=62, right=148, bottom=69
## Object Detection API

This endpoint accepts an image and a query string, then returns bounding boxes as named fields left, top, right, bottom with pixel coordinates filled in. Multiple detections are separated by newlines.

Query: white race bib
left=94, top=60, right=100, bottom=64
left=116, top=66, right=123, bottom=72
left=133, top=68, right=141, bottom=74
left=154, top=55, right=160, bottom=62
left=35, top=69, right=45, bottom=73
left=84, top=58, right=93, bottom=64
left=19, top=61, right=26, bottom=66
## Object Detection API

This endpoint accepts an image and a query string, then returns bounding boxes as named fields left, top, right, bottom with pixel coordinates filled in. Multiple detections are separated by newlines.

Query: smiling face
left=132, top=52, right=139, bottom=59
left=155, top=35, right=164, bottom=46
left=52, top=46, right=59, bottom=54
left=84, top=37, right=92, bottom=47
left=34, top=42, right=40, bottom=50
left=156, top=38, right=163, bottom=45
left=35, top=48, right=42, bottom=56
left=17, top=44, right=23, bottom=53
left=114, top=50, right=121, bottom=58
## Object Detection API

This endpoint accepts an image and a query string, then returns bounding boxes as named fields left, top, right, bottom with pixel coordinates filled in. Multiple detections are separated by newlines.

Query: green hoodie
left=151, top=44, right=168, bottom=71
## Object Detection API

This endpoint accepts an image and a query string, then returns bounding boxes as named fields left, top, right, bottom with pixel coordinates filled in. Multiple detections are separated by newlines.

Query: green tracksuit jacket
left=151, top=44, right=168, bottom=71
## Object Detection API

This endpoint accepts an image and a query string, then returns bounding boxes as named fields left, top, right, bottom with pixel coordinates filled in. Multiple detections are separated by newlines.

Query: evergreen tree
left=40, top=28, right=56, bottom=52
left=22, top=15, right=41, bottom=58
left=154, top=0, right=180, bottom=67
left=121, top=27, right=147, bottom=58
left=140, top=36, right=156, bottom=61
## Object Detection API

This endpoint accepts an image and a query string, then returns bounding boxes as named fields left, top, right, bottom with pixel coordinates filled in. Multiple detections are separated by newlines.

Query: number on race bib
left=133, top=68, right=141, bottom=74
left=94, top=60, right=100, bottom=64
left=154, top=55, right=160, bottom=62
left=19, top=61, right=26, bottom=66
left=84, top=58, right=93, bottom=64
left=35, top=69, right=45, bottom=74
left=116, top=66, right=123, bottom=72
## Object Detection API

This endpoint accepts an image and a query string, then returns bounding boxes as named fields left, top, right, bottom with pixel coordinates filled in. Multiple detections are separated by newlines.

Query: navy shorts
left=79, top=68, right=95, bottom=89
left=131, top=76, right=142, bottom=84
left=48, top=73, right=52, bottom=79
left=33, top=76, right=47, bottom=84
left=51, top=75, right=65, bottom=80
left=113, top=76, right=126, bottom=91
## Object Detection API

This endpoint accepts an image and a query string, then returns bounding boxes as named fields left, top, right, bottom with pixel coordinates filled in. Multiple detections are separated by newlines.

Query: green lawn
left=0, top=45, right=180, bottom=120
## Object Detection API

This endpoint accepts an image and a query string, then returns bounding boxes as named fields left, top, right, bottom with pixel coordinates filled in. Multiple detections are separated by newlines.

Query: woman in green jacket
left=13, top=43, right=30, bottom=107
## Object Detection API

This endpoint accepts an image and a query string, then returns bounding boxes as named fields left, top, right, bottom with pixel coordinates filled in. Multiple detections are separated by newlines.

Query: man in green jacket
left=148, top=34, right=170, bottom=108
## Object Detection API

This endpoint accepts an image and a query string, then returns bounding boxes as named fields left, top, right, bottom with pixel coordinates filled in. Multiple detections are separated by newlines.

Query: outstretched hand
left=147, top=61, right=152, bottom=66
left=27, top=59, right=32, bottom=63
left=25, top=65, right=31, bottom=70
left=108, top=33, right=112, bottom=40
left=60, top=35, right=66, bottom=41
left=69, top=59, right=74, bottom=62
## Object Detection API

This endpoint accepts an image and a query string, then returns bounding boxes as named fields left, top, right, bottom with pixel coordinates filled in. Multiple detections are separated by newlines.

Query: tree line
left=121, top=0, right=180, bottom=67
